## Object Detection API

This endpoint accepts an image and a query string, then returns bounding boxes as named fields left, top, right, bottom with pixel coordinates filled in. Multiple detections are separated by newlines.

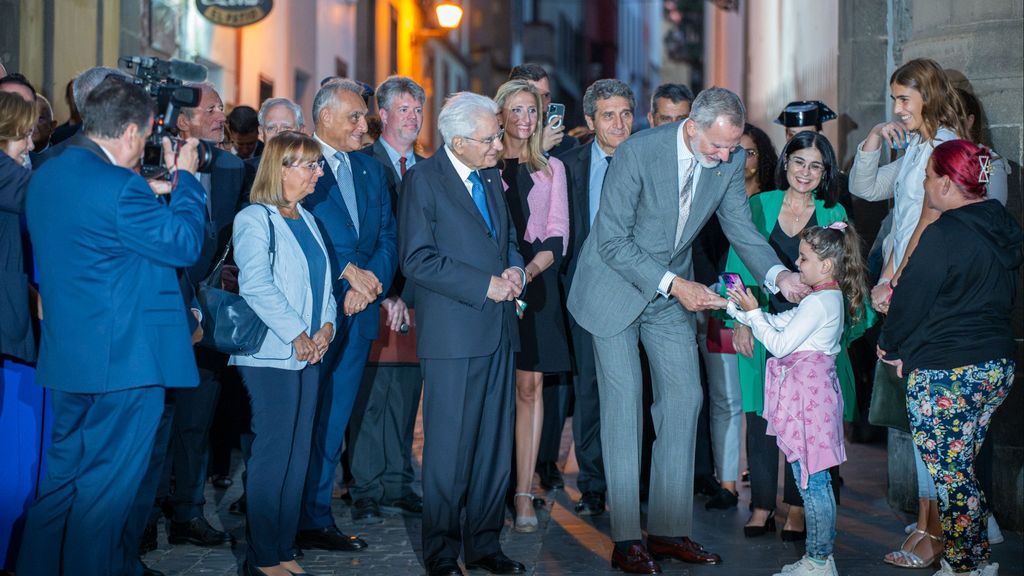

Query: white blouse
left=727, top=290, right=844, bottom=358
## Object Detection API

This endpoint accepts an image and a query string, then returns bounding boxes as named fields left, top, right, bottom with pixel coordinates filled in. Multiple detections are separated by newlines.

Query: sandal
left=883, top=529, right=942, bottom=569
left=513, top=493, right=538, bottom=533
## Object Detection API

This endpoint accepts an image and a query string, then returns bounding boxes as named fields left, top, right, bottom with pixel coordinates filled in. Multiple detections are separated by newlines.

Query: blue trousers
left=300, top=324, right=373, bottom=530
left=240, top=365, right=320, bottom=567
left=17, top=386, right=164, bottom=576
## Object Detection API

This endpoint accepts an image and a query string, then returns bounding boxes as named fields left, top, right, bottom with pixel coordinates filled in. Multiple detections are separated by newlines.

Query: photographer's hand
left=163, top=136, right=200, bottom=176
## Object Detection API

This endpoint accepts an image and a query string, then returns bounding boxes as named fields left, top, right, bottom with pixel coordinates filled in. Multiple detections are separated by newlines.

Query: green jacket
left=724, top=190, right=876, bottom=421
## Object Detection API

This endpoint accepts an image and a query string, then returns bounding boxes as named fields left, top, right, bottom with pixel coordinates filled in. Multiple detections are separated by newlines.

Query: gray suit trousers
left=593, top=296, right=701, bottom=542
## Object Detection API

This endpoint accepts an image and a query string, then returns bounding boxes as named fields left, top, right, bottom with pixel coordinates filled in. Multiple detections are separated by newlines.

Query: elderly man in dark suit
left=296, top=79, right=397, bottom=552
left=18, top=75, right=206, bottom=576
left=567, top=87, right=810, bottom=573
left=400, top=92, right=527, bottom=576
left=148, top=81, right=245, bottom=549
left=558, top=79, right=636, bottom=518
left=349, top=75, right=427, bottom=522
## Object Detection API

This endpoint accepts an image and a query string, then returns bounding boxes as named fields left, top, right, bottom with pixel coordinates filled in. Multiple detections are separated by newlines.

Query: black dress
left=501, top=159, right=570, bottom=373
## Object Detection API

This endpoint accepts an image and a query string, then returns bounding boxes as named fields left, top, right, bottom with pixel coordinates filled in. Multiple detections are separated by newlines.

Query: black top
left=0, top=152, right=35, bottom=362
left=767, top=217, right=815, bottom=314
left=879, top=200, right=1022, bottom=372
left=501, top=159, right=570, bottom=373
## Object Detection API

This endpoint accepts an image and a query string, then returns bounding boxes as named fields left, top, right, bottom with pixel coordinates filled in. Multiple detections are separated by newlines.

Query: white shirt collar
left=313, top=133, right=347, bottom=166
left=95, top=141, right=118, bottom=165
left=677, top=119, right=695, bottom=161
left=443, top=145, right=476, bottom=185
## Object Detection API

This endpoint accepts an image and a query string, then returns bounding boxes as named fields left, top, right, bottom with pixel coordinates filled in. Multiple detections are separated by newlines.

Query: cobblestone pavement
left=145, top=419, right=1023, bottom=576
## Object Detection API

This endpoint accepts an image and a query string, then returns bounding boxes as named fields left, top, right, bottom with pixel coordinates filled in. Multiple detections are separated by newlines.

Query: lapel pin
left=716, top=170, right=722, bottom=177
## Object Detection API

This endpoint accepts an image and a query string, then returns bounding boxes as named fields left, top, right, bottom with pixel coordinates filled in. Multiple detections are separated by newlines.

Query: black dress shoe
left=743, top=510, right=776, bottom=538
left=210, top=474, right=233, bottom=489
left=705, top=487, right=738, bottom=510
left=139, top=522, right=158, bottom=555
left=465, top=552, right=525, bottom=574
left=229, top=494, right=247, bottom=516
left=781, top=527, right=807, bottom=542
left=381, top=493, right=423, bottom=515
left=427, top=558, right=464, bottom=576
left=352, top=497, right=384, bottom=525
left=693, top=476, right=721, bottom=498
left=574, top=491, right=606, bottom=516
left=536, top=461, right=564, bottom=490
left=167, top=516, right=231, bottom=546
left=295, top=526, right=368, bottom=551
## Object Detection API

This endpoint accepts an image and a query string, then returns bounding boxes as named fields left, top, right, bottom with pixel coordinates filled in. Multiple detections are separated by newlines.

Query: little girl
left=727, top=221, right=867, bottom=576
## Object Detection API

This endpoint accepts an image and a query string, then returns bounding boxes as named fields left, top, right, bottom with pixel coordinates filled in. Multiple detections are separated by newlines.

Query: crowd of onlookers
left=0, top=54, right=1019, bottom=576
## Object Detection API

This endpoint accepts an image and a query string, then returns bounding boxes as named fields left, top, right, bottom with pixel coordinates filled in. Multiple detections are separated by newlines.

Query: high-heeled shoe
left=513, top=493, right=539, bottom=533
left=743, top=510, right=776, bottom=537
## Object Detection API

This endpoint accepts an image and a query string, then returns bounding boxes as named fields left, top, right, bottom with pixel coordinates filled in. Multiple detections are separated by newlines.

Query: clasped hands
left=293, top=322, right=334, bottom=364
left=487, top=268, right=524, bottom=304
left=342, top=264, right=383, bottom=317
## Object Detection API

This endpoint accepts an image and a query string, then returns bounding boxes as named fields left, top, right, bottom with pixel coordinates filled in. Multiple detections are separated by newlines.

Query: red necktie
left=399, top=156, right=407, bottom=177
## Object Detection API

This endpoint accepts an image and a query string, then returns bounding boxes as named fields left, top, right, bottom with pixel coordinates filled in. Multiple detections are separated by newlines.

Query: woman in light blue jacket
left=230, top=131, right=336, bottom=576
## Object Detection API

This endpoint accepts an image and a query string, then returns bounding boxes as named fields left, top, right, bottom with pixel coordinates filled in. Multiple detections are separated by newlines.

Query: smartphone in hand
left=546, top=103, right=565, bottom=130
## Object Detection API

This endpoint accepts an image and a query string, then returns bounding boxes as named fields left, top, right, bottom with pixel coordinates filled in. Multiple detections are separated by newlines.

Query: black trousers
left=746, top=413, right=840, bottom=511
left=163, top=350, right=227, bottom=522
left=239, top=365, right=319, bottom=568
left=349, top=363, right=423, bottom=503
left=420, top=342, right=514, bottom=566
left=537, top=374, right=571, bottom=465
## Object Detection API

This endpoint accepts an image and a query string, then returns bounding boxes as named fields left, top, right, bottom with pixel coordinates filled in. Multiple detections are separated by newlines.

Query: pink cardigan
left=523, top=156, right=569, bottom=255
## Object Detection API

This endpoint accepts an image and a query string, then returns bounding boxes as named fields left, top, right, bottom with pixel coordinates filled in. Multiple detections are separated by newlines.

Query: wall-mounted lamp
left=414, top=1, right=463, bottom=44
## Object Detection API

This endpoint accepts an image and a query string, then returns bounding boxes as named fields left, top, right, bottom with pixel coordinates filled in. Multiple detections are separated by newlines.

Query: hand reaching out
left=670, top=277, right=727, bottom=312
left=726, top=286, right=760, bottom=312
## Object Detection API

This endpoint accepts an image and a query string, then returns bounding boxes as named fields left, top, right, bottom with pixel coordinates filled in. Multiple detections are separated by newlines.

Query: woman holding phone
left=494, top=79, right=571, bottom=533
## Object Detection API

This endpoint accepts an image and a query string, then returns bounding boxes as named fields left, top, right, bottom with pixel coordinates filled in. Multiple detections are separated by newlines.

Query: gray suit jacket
left=567, top=121, right=780, bottom=337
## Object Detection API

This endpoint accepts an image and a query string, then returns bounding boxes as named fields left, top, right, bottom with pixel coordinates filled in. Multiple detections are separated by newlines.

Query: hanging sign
left=195, top=0, right=273, bottom=28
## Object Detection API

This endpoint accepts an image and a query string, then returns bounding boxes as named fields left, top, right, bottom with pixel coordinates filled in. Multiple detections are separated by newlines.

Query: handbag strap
left=260, top=204, right=277, bottom=273
left=197, top=204, right=278, bottom=287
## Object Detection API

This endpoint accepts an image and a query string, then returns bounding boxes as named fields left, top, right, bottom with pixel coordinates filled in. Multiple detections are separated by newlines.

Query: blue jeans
left=792, top=460, right=836, bottom=559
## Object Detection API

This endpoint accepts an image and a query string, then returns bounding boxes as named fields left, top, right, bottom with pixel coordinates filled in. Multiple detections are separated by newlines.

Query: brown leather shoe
left=646, top=535, right=722, bottom=565
left=610, top=543, right=662, bottom=574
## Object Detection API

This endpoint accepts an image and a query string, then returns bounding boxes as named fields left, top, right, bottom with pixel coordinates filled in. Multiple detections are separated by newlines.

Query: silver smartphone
left=547, top=103, right=565, bottom=130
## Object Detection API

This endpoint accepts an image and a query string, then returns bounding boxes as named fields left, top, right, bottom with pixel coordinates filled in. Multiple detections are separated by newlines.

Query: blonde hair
left=250, top=131, right=323, bottom=207
left=890, top=58, right=968, bottom=141
left=0, top=91, right=36, bottom=147
left=494, top=80, right=549, bottom=175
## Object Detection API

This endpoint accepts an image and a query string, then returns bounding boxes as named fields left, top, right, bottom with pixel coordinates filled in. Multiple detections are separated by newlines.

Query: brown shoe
left=646, top=535, right=722, bottom=565
left=610, top=543, right=662, bottom=574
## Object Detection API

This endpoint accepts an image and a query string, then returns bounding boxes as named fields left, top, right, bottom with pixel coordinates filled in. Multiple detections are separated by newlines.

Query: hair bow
left=978, top=155, right=993, bottom=184
left=827, top=221, right=848, bottom=231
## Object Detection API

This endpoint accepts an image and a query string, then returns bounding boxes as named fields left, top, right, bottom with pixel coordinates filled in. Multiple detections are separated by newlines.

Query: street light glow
left=435, top=2, right=463, bottom=29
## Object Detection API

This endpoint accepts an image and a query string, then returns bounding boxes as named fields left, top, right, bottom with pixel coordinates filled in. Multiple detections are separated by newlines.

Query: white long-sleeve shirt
left=727, top=290, right=844, bottom=358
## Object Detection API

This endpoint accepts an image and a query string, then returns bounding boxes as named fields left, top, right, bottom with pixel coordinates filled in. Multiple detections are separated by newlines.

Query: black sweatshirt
left=879, top=200, right=1023, bottom=373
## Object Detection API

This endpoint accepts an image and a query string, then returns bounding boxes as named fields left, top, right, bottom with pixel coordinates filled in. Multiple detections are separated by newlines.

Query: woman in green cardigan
left=725, top=131, right=875, bottom=541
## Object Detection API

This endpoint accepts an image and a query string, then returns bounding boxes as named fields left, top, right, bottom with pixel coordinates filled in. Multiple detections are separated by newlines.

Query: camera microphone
left=167, top=60, right=208, bottom=83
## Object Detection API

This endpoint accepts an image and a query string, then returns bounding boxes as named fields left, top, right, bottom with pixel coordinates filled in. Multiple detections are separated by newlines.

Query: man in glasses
left=399, top=92, right=527, bottom=576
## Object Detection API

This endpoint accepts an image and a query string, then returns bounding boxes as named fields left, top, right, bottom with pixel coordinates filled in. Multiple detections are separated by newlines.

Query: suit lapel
left=482, top=167, right=503, bottom=245
left=576, top=147, right=592, bottom=239
left=654, top=130, right=681, bottom=251
left=350, top=154, right=369, bottom=232
left=436, top=150, right=495, bottom=240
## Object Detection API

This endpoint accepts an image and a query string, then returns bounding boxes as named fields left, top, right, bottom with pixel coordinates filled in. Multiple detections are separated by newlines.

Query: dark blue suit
left=18, top=144, right=205, bottom=576
left=300, top=146, right=397, bottom=530
left=399, top=147, right=523, bottom=567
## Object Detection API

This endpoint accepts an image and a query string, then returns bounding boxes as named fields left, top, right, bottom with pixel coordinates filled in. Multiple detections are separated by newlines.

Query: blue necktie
left=468, top=171, right=495, bottom=238
left=334, top=151, right=359, bottom=236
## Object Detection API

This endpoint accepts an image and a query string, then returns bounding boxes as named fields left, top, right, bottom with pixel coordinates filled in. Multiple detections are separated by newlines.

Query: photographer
left=17, top=75, right=206, bottom=576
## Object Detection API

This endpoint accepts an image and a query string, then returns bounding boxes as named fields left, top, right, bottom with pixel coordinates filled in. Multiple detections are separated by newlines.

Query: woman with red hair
left=878, top=139, right=1021, bottom=576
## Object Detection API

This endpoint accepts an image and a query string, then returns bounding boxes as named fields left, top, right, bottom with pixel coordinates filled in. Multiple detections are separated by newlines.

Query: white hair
left=437, top=92, right=499, bottom=147
left=688, top=87, right=745, bottom=130
left=258, top=97, right=304, bottom=129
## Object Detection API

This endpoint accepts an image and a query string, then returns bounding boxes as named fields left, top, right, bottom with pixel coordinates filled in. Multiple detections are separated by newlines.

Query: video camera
left=120, top=56, right=214, bottom=179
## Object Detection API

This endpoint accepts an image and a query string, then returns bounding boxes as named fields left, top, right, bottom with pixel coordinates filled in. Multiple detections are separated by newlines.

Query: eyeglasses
left=286, top=159, right=325, bottom=173
left=463, top=128, right=505, bottom=146
left=788, top=155, right=825, bottom=175
left=264, top=123, right=298, bottom=135
left=744, top=148, right=758, bottom=158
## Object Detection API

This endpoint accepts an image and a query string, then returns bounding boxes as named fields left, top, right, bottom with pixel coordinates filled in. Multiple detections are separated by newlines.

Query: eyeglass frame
left=462, top=128, right=505, bottom=146
left=284, top=159, right=326, bottom=173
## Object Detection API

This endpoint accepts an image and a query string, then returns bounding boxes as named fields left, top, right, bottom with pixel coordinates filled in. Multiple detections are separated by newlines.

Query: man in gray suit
left=567, top=87, right=809, bottom=573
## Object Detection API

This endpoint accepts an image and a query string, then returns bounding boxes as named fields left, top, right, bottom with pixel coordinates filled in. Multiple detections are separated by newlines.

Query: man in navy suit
left=149, top=81, right=244, bottom=549
left=399, top=92, right=527, bottom=576
left=350, top=75, right=427, bottom=522
left=18, top=76, right=206, bottom=576
left=296, top=79, right=397, bottom=552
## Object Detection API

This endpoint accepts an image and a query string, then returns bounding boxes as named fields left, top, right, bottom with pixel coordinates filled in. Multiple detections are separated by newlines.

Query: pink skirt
left=764, top=350, right=846, bottom=489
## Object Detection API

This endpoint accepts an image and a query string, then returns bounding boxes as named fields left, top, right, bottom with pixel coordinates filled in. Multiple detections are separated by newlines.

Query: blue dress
left=284, top=216, right=326, bottom=334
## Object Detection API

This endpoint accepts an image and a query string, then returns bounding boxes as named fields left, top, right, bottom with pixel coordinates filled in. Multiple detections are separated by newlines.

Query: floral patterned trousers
left=906, top=358, right=1015, bottom=572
